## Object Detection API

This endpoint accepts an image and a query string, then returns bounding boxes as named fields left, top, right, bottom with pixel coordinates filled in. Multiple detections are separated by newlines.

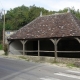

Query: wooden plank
left=54, top=39, right=57, bottom=61
left=57, top=51, right=80, bottom=53
left=14, top=50, right=55, bottom=52
left=38, top=40, right=40, bottom=56
left=14, top=50, right=80, bottom=53
left=20, top=40, right=27, bottom=55
left=25, top=50, right=38, bottom=52
left=40, top=50, right=55, bottom=52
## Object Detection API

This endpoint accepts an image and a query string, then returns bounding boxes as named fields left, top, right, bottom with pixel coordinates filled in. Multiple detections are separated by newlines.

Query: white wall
left=5, top=30, right=17, bottom=44
left=9, top=40, right=23, bottom=55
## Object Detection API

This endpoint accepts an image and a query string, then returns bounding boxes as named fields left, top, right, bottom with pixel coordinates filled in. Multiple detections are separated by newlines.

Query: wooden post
left=3, top=10, right=5, bottom=48
left=20, top=40, right=27, bottom=55
left=50, top=38, right=61, bottom=62
left=75, top=38, right=80, bottom=43
left=54, top=39, right=57, bottom=61
left=38, top=40, right=40, bottom=56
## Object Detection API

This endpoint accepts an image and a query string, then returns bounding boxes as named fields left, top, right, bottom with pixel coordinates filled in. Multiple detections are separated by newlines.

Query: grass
left=0, top=44, right=3, bottom=50
left=67, top=63, right=76, bottom=68
left=19, top=56, right=27, bottom=59
left=19, top=56, right=29, bottom=61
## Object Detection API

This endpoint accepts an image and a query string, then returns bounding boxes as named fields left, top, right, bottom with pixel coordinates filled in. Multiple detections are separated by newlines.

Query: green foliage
left=0, top=5, right=80, bottom=42
left=28, top=5, right=53, bottom=22
left=5, top=5, right=29, bottom=30
left=0, top=44, right=3, bottom=50
left=67, top=63, right=76, bottom=68
left=19, top=56, right=27, bottom=59
left=5, top=5, right=54, bottom=30
left=58, top=7, right=80, bottom=19
left=58, top=7, right=68, bottom=13
left=2, top=5, right=80, bottom=31
left=0, top=22, right=3, bottom=40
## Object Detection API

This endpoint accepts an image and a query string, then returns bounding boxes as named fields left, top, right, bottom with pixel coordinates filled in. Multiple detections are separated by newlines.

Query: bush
left=0, top=44, right=3, bottom=50
left=3, top=44, right=8, bottom=55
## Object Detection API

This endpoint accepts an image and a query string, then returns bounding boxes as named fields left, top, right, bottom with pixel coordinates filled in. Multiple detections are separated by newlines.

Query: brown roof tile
left=8, top=12, right=80, bottom=40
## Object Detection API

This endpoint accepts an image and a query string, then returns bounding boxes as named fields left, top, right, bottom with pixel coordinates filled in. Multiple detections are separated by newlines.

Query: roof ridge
left=70, top=12, right=80, bottom=30
left=23, top=12, right=70, bottom=27
left=26, top=17, right=40, bottom=26
left=41, top=12, right=69, bottom=18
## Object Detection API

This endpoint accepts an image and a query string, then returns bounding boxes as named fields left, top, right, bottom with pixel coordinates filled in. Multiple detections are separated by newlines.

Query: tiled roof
left=8, top=12, right=80, bottom=40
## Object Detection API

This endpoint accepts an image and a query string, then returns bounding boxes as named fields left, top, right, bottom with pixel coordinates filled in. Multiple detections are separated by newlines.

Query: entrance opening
left=25, top=40, right=38, bottom=56
left=26, top=40, right=38, bottom=50
left=9, top=40, right=23, bottom=55
left=58, top=38, right=80, bottom=58
left=25, top=39, right=54, bottom=57
left=40, top=39, right=54, bottom=57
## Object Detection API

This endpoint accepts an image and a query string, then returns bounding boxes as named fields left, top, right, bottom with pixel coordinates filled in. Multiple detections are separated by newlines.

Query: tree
left=5, top=5, right=54, bottom=30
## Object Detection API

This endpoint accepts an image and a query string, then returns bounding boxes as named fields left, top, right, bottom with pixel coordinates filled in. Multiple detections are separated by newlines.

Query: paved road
left=0, top=57, right=80, bottom=80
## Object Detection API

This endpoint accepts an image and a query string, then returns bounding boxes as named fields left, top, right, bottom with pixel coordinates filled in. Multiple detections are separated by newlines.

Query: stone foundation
left=25, top=56, right=80, bottom=64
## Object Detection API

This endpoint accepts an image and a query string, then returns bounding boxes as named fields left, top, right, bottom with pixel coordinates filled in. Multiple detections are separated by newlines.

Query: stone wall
left=56, top=57, right=80, bottom=64
left=26, top=56, right=80, bottom=64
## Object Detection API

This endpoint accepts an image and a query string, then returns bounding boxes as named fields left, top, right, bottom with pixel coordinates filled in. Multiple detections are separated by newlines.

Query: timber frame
left=8, top=37, right=80, bottom=61
left=7, top=12, right=80, bottom=61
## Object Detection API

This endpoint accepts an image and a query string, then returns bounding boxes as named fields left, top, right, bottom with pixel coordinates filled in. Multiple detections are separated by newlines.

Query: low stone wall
left=25, top=56, right=80, bottom=64
left=24, top=56, right=54, bottom=63
left=56, top=57, right=80, bottom=64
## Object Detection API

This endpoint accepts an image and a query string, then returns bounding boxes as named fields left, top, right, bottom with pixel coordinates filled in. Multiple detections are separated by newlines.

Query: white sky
left=0, top=0, right=80, bottom=11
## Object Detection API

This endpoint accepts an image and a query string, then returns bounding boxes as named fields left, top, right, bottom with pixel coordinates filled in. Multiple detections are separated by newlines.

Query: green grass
left=19, top=56, right=27, bottom=59
left=0, top=44, right=3, bottom=50
left=19, top=56, right=29, bottom=61
left=67, top=63, right=76, bottom=68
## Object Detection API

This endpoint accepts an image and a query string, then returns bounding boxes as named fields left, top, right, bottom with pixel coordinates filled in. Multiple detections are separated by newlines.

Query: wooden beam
left=57, top=51, right=80, bottom=53
left=75, top=38, right=80, bottom=43
left=14, top=50, right=80, bottom=53
left=54, top=39, right=57, bottom=61
left=50, top=38, right=61, bottom=61
left=38, top=40, right=40, bottom=56
left=50, top=39, right=57, bottom=61
left=20, top=40, right=27, bottom=55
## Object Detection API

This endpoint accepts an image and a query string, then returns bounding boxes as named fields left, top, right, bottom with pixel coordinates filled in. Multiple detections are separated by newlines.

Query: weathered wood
left=57, top=51, right=80, bottom=53
left=56, top=38, right=61, bottom=43
left=20, top=40, right=27, bottom=44
left=38, top=40, right=40, bottom=56
left=50, top=39, right=57, bottom=61
left=40, top=50, right=55, bottom=52
left=14, top=50, right=80, bottom=53
left=25, top=50, right=54, bottom=52
left=20, top=40, right=27, bottom=55
left=75, top=38, right=80, bottom=43
left=54, top=39, right=57, bottom=61
left=50, top=38, right=61, bottom=61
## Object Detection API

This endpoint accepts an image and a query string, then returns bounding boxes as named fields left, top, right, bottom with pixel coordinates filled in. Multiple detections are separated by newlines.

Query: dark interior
left=40, top=40, right=54, bottom=57
left=58, top=38, right=80, bottom=58
left=24, top=38, right=80, bottom=58
left=25, top=40, right=54, bottom=57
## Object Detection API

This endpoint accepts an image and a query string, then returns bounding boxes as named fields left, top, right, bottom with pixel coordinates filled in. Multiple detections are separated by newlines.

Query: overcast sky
left=0, top=0, right=80, bottom=11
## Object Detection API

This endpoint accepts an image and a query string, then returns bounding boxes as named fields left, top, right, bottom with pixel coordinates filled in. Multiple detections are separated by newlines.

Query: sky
left=0, top=0, right=80, bottom=11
